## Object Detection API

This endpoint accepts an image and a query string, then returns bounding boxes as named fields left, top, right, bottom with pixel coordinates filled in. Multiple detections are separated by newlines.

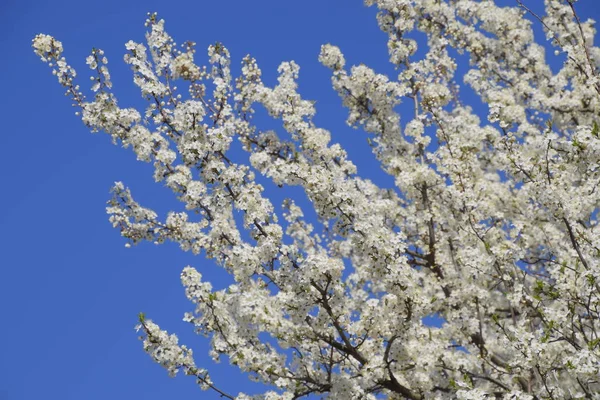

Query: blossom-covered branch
left=34, top=1, right=600, bottom=398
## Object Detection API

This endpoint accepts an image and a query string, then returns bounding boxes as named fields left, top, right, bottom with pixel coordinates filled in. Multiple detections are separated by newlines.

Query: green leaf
left=586, top=274, right=596, bottom=286
left=572, top=139, right=586, bottom=151
left=533, top=280, right=544, bottom=295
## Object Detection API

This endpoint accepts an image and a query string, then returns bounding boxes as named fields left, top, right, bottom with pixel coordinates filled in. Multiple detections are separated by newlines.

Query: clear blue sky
left=1, top=1, right=598, bottom=399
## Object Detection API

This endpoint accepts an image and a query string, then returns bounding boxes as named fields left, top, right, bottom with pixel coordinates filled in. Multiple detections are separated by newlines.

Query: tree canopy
left=34, top=1, right=600, bottom=398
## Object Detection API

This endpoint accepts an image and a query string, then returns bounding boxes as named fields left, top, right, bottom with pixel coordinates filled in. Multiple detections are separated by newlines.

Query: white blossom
left=34, top=2, right=600, bottom=399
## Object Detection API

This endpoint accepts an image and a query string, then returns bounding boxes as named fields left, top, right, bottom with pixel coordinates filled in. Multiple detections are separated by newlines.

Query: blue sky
left=1, top=1, right=599, bottom=399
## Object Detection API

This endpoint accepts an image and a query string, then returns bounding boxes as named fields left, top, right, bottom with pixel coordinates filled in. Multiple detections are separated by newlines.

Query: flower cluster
left=34, top=1, right=600, bottom=399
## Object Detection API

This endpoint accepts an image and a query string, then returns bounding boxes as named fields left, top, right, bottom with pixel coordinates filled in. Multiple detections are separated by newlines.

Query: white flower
left=319, top=44, right=345, bottom=70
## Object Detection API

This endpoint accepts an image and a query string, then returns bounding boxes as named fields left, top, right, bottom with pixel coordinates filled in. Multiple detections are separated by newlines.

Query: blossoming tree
left=33, top=0, right=600, bottom=398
